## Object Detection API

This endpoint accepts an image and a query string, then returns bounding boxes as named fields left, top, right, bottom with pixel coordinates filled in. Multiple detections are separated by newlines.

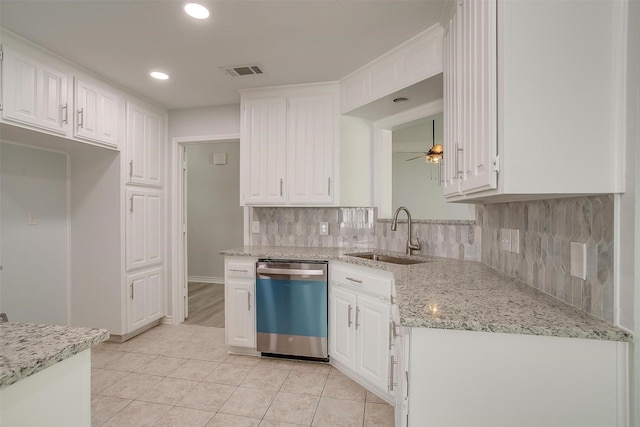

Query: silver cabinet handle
left=130, top=283, right=134, bottom=300
left=328, top=177, right=331, bottom=196
left=355, top=307, right=360, bottom=329
left=129, top=160, right=133, bottom=177
left=348, top=304, right=353, bottom=327
left=230, top=269, right=249, bottom=273
left=77, top=108, right=84, bottom=128
left=454, top=143, right=463, bottom=179
left=389, top=355, right=398, bottom=391
left=388, top=321, right=394, bottom=350
left=247, top=291, right=251, bottom=311
left=346, top=277, right=362, bottom=284
left=129, top=195, right=134, bottom=213
left=61, top=103, right=68, bottom=125
left=280, top=179, right=283, bottom=197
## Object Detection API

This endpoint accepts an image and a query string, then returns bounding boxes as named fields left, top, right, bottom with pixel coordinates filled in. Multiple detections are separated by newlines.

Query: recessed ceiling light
left=150, top=71, right=169, bottom=80
left=184, top=3, right=210, bottom=19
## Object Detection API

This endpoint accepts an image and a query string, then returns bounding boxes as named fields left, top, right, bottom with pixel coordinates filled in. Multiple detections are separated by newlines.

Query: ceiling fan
left=406, top=120, right=443, bottom=163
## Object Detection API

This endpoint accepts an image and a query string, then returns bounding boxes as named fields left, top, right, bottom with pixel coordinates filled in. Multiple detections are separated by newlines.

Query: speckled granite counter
left=0, top=322, right=109, bottom=389
left=221, top=246, right=631, bottom=342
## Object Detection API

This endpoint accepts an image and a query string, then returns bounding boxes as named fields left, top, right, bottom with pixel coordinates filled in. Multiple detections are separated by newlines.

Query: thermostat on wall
left=211, top=152, right=228, bottom=165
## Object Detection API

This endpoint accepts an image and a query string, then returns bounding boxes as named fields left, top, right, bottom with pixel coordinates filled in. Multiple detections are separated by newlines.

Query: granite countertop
left=0, top=322, right=109, bottom=389
left=221, top=246, right=632, bottom=342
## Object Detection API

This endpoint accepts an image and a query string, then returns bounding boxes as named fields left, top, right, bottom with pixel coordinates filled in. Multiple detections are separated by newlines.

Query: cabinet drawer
left=330, top=263, right=392, bottom=299
left=226, top=260, right=256, bottom=279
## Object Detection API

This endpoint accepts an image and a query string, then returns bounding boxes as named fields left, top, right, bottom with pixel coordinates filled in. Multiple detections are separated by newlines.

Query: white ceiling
left=0, top=0, right=446, bottom=110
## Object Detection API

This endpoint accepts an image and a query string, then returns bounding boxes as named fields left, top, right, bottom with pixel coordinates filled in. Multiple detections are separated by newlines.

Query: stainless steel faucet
left=391, top=206, right=421, bottom=255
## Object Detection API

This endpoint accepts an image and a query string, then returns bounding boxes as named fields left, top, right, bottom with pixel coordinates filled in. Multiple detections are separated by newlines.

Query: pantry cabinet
left=224, top=257, right=258, bottom=350
left=329, top=262, right=393, bottom=400
left=1, top=46, right=70, bottom=136
left=73, top=78, right=119, bottom=147
left=126, top=267, right=163, bottom=332
left=125, top=188, right=163, bottom=271
left=443, top=0, right=626, bottom=201
left=126, top=101, right=163, bottom=187
left=240, top=83, right=339, bottom=206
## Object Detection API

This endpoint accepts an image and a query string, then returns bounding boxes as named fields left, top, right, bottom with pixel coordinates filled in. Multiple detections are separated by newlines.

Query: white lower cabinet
left=224, top=257, right=257, bottom=350
left=126, top=267, right=163, bottom=332
left=403, top=327, right=628, bottom=427
left=329, top=262, right=393, bottom=401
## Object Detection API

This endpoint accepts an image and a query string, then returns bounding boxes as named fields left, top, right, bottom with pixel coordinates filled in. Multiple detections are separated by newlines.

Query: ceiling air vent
left=221, top=64, right=264, bottom=77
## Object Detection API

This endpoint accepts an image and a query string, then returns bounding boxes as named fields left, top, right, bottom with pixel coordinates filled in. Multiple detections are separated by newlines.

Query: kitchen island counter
left=221, top=246, right=631, bottom=342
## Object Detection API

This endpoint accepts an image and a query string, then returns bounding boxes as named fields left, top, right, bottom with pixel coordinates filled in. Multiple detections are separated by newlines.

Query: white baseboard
left=188, top=276, right=224, bottom=284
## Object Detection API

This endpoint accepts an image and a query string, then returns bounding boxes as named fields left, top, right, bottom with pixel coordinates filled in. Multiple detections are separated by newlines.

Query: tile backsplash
left=477, top=195, right=614, bottom=323
left=249, top=207, right=481, bottom=260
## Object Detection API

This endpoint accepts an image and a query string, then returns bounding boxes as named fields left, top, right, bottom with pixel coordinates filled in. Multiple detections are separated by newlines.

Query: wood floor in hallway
left=182, top=282, right=225, bottom=328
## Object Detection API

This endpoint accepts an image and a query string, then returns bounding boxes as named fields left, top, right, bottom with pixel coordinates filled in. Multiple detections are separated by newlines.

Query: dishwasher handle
left=257, top=267, right=325, bottom=276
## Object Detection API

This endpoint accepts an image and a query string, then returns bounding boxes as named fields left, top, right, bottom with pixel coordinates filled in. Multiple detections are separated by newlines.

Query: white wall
left=186, top=142, right=243, bottom=281
left=168, top=105, right=240, bottom=139
left=0, top=142, right=69, bottom=325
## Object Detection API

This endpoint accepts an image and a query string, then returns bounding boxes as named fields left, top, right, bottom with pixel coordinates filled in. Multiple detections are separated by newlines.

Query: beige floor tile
left=168, top=359, right=219, bottom=381
left=241, top=366, right=290, bottom=391
left=322, top=375, right=366, bottom=401
left=140, top=324, right=197, bottom=342
left=99, top=372, right=163, bottom=400
left=364, top=402, right=394, bottom=427
left=219, top=387, right=276, bottom=418
left=328, top=366, right=346, bottom=377
left=104, top=352, right=157, bottom=372
left=163, top=342, right=206, bottom=359
left=312, top=397, right=365, bottom=427
left=91, top=368, right=129, bottom=394
left=176, top=382, right=237, bottom=412
left=203, top=363, right=253, bottom=386
left=259, top=421, right=305, bottom=427
left=91, top=395, right=131, bottom=426
left=206, top=413, right=261, bottom=427
left=191, top=345, right=230, bottom=362
left=92, top=350, right=126, bottom=368
left=291, top=361, right=331, bottom=375
left=280, top=371, right=327, bottom=396
left=366, top=390, right=387, bottom=404
left=135, top=355, right=187, bottom=376
left=101, top=400, right=171, bottom=427
left=154, top=406, right=215, bottom=427
left=224, top=354, right=262, bottom=366
left=106, top=337, right=145, bottom=352
left=137, top=377, right=199, bottom=405
left=263, top=391, right=319, bottom=425
left=127, top=338, right=173, bottom=356
left=257, top=357, right=298, bottom=370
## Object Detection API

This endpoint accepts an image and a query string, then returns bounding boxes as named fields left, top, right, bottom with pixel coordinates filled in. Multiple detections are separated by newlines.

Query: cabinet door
left=287, top=93, right=336, bottom=205
left=126, top=188, right=163, bottom=270
left=329, top=285, right=357, bottom=370
left=225, top=278, right=256, bottom=348
left=458, top=0, right=497, bottom=194
left=442, top=8, right=460, bottom=197
left=126, top=102, right=163, bottom=186
left=74, top=78, right=119, bottom=147
left=355, top=293, right=391, bottom=392
left=241, top=96, right=287, bottom=205
left=1, top=48, right=69, bottom=135
left=126, top=267, right=163, bottom=332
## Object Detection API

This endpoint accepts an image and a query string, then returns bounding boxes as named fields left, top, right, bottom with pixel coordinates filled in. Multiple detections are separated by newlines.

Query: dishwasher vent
left=221, top=64, right=264, bottom=77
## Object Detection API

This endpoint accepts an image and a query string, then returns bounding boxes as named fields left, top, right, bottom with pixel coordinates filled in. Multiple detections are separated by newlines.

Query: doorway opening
left=172, top=137, right=243, bottom=328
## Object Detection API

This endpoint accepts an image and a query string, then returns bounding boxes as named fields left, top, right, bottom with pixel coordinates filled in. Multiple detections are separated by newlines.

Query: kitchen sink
left=346, top=252, right=426, bottom=265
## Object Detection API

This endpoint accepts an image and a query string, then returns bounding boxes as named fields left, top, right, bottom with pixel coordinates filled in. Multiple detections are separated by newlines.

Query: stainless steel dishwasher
left=255, top=260, right=328, bottom=361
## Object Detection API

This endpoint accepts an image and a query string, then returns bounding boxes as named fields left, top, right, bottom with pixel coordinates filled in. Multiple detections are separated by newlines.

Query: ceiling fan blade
left=405, top=154, right=425, bottom=161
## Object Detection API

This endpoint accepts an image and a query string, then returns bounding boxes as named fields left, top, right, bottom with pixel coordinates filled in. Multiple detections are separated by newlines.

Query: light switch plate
left=500, top=229, right=511, bottom=252
left=570, top=242, right=587, bottom=280
left=251, top=221, right=260, bottom=234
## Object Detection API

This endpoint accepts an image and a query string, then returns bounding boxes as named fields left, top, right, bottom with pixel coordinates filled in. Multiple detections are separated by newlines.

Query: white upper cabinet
left=1, top=46, right=70, bottom=135
left=241, top=96, right=288, bottom=205
left=73, top=78, right=119, bottom=147
left=443, top=0, right=626, bottom=201
left=240, top=83, right=339, bottom=206
left=126, top=102, right=163, bottom=187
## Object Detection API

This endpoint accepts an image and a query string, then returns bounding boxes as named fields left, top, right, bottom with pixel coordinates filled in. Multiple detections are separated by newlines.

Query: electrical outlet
left=511, top=229, right=520, bottom=254
left=27, top=212, right=38, bottom=225
left=251, top=221, right=260, bottom=234
left=319, top=222, right=329, bottom=236
left=570, top=242, right=587, bottom=279
left=500, top=229, right=511, bottom=251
